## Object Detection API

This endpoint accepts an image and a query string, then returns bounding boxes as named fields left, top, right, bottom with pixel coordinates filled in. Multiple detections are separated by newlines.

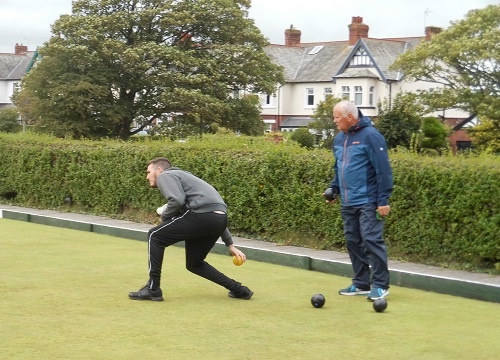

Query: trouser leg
left=147, top=212, right=190, bottom=289
left=341, top=206, right=371, bottom=288
left=184, top=213, right=240, bottom=292
left=359, top=203, right=390, bottom=289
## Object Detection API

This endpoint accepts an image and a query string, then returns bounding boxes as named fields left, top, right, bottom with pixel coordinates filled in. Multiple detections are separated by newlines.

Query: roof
left=0, top=51, right=36, bottom=80
left=265, top=42, right=350, bottom=83
left=452, top=114, right=480, bottom=131
left=265, top=36, right=424, bottom=84
left=280, top=117, right=314, bottom=127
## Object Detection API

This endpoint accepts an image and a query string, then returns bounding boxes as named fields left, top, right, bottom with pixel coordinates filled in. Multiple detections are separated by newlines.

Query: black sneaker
left=129, top=285, right=164, bottom=301
left=228, top=285, right=254, bottom=300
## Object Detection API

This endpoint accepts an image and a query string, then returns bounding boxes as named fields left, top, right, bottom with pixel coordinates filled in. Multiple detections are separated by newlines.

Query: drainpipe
left=388, top=81, right=393, bottom=110
left=275, top=84, right=283, bottom=131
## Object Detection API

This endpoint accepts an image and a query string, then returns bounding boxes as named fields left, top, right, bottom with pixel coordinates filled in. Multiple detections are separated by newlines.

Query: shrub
left=0, top=133, right=498, bottom=271
left=290, top=128, right=315, bottom=149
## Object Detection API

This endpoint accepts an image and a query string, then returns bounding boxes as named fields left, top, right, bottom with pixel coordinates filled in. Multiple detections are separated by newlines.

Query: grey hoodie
left=156, top=167, right=233, bottom=246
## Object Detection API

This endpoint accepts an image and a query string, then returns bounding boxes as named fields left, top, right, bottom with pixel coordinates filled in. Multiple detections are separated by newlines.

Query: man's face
left=333, top=107, right=355, bottom=132
left=146, top=164, right=162, bottom=188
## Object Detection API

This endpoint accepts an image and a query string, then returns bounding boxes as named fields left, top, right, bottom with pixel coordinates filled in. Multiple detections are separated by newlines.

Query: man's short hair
left=148, top=157, right=172, bottom=170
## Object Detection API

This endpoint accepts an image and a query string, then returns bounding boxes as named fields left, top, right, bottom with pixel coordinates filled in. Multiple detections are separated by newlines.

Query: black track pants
left=146, top=211, right=239, bottom=292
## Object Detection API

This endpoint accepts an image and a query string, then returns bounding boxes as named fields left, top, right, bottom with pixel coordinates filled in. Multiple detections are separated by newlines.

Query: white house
left=259, top=17, right=469, bottom=133
left=0, top=44, right=37, bottom=110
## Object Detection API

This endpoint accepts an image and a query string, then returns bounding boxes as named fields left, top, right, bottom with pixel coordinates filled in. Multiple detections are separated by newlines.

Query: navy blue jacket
left=330, top=115, right=393, bottom=207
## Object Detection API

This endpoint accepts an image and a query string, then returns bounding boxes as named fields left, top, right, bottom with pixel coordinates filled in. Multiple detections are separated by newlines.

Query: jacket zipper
left=341, top=134, right=350, bottom=205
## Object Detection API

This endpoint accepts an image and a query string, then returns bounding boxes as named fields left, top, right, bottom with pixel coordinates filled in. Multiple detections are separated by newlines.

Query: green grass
left=1, top=218, right=499, bottom=360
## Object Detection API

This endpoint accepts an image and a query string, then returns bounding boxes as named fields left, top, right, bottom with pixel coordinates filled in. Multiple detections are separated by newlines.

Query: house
left=446, top=114, right=480, bottom=153
left=0, top=44, right=38, bottom=110
left=1, top=21, right=473, bottom=150
left=259, top=17, right=471, bottom=149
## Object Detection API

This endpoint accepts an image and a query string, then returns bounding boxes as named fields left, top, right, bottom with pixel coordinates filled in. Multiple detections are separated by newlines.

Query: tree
left=419, top=116, right=449, bottom=154
left=152, top=94, right=264, bottom=138
left=0, top=108, right=21, bottom=133
left=309, top=95, right=342, bottom=148
left=15, top=0, right=284, bottom=139
left=220, top=94, right=264, bottom=136
left=375, top=92, right=423, bottom=149
left=467, top=118, right=500, bottom=154
left=391, top=5, right=500, bottom=123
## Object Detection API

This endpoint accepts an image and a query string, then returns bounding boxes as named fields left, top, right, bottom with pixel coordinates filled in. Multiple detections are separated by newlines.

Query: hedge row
left=1, top=133, right=498, bottom=271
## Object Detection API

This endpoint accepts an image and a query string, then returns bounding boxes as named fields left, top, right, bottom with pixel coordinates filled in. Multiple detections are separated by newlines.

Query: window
left=306, top=88, right=314, bottom=106
left=354, top=86, right=362, bottom=105
left=263, top=119, right=276, bottom=133
left=324, top=87, right=332, bottom=100
left=265, top=94, right=272, bottom=105
left=232, top=88, right=240, bottom=99
left=261, top=94, right=274, bottom=107
left=369, top=86, right=375, bottom=106
left=309, top=45, right=324, bottom=55
left=341, top=86, right=350, bottom=100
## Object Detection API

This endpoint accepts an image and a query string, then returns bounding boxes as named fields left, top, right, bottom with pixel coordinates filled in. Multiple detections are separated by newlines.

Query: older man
left=324, top=100, right=393, bottom=301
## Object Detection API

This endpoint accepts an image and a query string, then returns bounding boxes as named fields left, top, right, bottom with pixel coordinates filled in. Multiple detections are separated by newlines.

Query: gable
left=335, top=38, right=423, bottom=82
left=335, top=40, right=385, bottom=81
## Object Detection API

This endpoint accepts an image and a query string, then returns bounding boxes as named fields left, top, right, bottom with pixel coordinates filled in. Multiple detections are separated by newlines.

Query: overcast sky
left=0, top=0, right=497, bottom=53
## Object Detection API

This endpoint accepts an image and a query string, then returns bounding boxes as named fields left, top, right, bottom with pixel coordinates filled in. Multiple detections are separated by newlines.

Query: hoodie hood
left=348, top=115, right=373, bottom=133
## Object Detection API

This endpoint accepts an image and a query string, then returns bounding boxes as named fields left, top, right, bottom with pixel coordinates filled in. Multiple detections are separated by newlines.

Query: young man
left=324, top=101, right=393, bottom=301
left=129, top=157, right=253, bottom=301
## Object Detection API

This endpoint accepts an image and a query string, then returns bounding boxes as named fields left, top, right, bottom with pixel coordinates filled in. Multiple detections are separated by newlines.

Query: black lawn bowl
left=373, top=298, right=388, bottom=313
left=311, top=294, right=326, bottom=308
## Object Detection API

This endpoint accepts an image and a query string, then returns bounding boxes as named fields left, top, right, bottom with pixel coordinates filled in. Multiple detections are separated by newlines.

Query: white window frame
left=306, top=88, right=314, bottom=107
left=369, top=86, right=375, bottom=106
left=341, top=86, right=350, bottom=100
left=263, top=119, right=276, bottom=133
left=324, top=87, right=332, bottom=100
left=354, top=86, right=363, bottom=105
left=261, top=93, right=274, bottom=108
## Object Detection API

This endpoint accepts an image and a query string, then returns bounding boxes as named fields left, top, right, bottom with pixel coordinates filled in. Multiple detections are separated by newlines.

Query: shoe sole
left=228, top=290, right=254, bottom=300
left=339, top=291, right=370, bottom=296
left=367, top=290, right=389, bottom=301
left=129, top=295, right=164, bottom=301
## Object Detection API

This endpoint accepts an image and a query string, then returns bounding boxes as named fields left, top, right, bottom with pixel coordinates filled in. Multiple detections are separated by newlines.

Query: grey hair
left=334, top=100, right=359, bottom=120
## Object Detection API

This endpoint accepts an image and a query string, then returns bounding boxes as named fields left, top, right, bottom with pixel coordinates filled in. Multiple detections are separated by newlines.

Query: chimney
left=348, top=16, right=369, bottom=46
left=15, top=43, right=28, bottom=55
left=425, top=26, right=442, bottom=41
left=285, top=25, right=301, bottom=47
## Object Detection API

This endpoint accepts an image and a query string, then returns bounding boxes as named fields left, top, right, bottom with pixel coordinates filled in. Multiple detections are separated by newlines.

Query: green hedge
left=0, top=133, right=498, bottom=271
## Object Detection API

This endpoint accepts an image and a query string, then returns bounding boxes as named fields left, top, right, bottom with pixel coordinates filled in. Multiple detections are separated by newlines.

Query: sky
left=0, top=0, right=498, bottom=53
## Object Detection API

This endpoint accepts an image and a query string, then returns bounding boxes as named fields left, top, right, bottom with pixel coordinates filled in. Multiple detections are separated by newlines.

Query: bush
left=290, top=128, right=315, bottom=149
left=0, top=108, right=22, bottom=133
left=0, top=133, right=498, bottom=271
